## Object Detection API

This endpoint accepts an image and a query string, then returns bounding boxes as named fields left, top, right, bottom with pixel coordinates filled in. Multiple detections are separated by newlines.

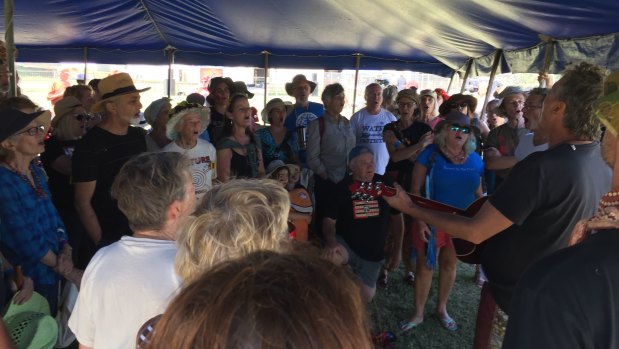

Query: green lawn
left=370, top=263, right=481, bottom=349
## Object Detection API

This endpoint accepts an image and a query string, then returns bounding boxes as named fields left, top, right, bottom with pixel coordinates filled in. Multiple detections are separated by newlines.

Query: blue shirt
left=256, top=128, right=299, bottom=166
left=0, top=164, right=66, bottom=285
left=416, top=144, right=484, bottom=210
left=284, top=102, right=325, bottom=167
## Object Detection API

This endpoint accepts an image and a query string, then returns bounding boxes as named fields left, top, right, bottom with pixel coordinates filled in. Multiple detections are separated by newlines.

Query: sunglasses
left=450, top=103, right=469, bottom=109
left=17, top=125, right=46, bottom=136
left=75, top=114, right=93, bottom=122
left=449, top=125, right=471, bottom=134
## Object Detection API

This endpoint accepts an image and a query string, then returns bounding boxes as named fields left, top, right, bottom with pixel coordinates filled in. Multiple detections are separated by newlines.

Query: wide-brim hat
left=208, top=77, right=234, bottom=94
left=261, top=98, right=287, bottom=124
left=52, top=96, right=82, bottom=128
left=0, top=109, right=52, bottom=143
left=266, top=159, right=289, bottom=177
left=439, top=93, right=478, bottom=115
left=166, top=103, right=209, bottom=141
left=395, top=89, right=420, bottom=106
left=233, top=81, right=255, bottom=99
left=285, top=74, right=317, bottom=96
left=434, top=111, right=471, bottom=133
left=91, top=73, right=150, bottom=113
left=4, top=292, right=58, bottom=349
left=595, top=70, right=619, bottom=136
left=497, top=86, right=525, bottom=99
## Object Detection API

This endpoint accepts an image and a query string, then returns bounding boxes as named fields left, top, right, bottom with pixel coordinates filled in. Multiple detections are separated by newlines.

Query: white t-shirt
left=69, top=236, right=181, bottom=349
left=514, top=132, right=548, bottom=161
left=162, top=139, right=217, bottom=200
left=350, top=108, right=397, bottom=175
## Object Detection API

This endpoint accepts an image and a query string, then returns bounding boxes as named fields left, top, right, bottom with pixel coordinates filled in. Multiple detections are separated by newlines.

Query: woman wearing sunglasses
left=0, top=104, right=81, bottom=316
left=399, top=111, right=484, bottom=333
left=41, top=96, right=90, bottom=268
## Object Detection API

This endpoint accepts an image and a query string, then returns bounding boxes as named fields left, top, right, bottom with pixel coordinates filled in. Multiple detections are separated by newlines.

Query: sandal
left=404, top=271, right=415, bottom=286
left=377, top=269, right=389, bottom=288
left=437, top=314, right=458, bottom=331
left=398, top=320, right=422, bottom=333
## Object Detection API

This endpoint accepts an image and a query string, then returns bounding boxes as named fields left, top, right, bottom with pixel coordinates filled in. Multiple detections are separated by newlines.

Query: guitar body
left=349, top=181, right=488, bottom=264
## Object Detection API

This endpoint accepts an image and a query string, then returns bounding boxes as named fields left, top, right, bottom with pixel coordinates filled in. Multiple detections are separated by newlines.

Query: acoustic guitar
left=349, top=181, right=487, bottom=264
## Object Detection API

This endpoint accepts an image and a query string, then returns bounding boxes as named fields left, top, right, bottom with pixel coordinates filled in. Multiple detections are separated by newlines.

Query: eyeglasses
left=450, top=103, right=468, bottom=109
left=449, top=125, right=471, bottom=134
left=17, top=125, right=46, bottom=136
left=397, top=102, right=416, bottom=108
left=522, top=104, right=543, bottom=110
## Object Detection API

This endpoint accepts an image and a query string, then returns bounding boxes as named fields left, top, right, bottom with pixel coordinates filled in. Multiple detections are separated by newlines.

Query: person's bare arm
left=485, top=155, right=517, bottom=170
left=383, top=185, right=513, bottom=244
left=384, top=130, right=432, bottom=163
left=74, top=181, right=102, bottom=245
left=256, top=148, right=266, bottom=177
left=78, top=344, right=93, bottom=349
left=51, top=155, right=72, bottom=176
left=216, top=148, right=232, bottom=182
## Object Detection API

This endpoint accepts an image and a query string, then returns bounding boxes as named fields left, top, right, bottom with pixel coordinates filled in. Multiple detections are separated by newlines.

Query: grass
left=370, top=262, right=481, bottom=349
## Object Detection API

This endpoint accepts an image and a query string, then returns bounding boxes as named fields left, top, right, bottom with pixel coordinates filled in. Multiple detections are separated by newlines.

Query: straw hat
left=91, top=73, right=150, bottom=113
left=52, top=96, right=82, bottom=128
left=285, top=74, right=317, bottom=96
left=233, top=81, right=255, bottom=99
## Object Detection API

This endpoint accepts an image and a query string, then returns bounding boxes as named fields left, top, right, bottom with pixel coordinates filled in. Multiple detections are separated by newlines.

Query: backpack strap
left=318, top=117, right=325, bottom=140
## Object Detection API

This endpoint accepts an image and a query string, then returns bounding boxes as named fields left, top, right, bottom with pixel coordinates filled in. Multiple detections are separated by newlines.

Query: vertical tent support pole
left=446, top=70, right=456, bottom=94
left=460, top=59, right=473, bottom=94
left=540, top=39, right=556, bottom=88
left=165, top=46, right=176, bottom=98
left=4, top=0, right=17, bottom=97
left=83, top=47, right=88, bottom=83
left=262, top=51, right=270, bottom=108
left=352, top=53, right=362, bottom=114
left=480, top=49, right=502, bottom=120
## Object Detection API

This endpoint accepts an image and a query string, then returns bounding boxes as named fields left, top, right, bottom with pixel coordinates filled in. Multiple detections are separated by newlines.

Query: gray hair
left=111, top=152, right=191, bottom=232
left=554, top=62, right=606, bottom=140
left=321, top=83, right=345, bottom=103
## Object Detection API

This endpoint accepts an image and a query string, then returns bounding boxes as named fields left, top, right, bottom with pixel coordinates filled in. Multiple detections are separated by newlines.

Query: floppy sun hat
left=3, top=292, right=58, bottom=349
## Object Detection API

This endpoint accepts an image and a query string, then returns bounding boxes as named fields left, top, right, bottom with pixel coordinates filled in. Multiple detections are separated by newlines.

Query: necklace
left=3, top=162, right=47, bottom=198
left=443, top=147, right=466, bottom=163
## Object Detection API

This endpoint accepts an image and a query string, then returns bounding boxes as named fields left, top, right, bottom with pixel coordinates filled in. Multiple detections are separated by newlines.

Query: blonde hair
left=52, top=112, right=81, bottom=141
left=175, top=179, right=291, bottom=282
left=434, top=123, right=478, bottom=156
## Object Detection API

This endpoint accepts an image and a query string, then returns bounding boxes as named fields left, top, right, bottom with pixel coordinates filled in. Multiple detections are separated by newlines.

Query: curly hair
left=175, top=179, right=291, bottom=282
left=554, top=62, right=607, bottom=140
left=145, top=250, right=372, bottom=349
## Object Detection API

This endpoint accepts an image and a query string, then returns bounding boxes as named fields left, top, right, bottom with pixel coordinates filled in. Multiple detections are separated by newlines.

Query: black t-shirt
left=41, top=136, right=77, bottom=210
left=72, top=126, right=146, bottom=243
left=384, top=121, right=431, bottom=191
left=207, top=109, right=225, bottom=146
left=483, top=142, right=611, bottom=313
left=325, top=174, right=399, bottom=261
left=503, top=229, right=619, bottom=349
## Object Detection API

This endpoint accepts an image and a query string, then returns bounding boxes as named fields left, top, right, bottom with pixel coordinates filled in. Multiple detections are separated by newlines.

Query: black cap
left=0, top=108, right=49, bottom=143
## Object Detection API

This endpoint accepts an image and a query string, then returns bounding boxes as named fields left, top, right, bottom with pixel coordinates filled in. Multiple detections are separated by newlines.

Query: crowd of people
left=0, top=58, right=617, bottom=349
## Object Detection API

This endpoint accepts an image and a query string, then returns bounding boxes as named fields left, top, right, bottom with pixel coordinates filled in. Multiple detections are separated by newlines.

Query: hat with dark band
left=92, top=73, right=150, bottom=113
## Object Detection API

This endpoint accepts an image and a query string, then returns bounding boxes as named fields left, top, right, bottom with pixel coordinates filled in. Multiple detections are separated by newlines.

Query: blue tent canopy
left=3, top=0, right=619, bottom=76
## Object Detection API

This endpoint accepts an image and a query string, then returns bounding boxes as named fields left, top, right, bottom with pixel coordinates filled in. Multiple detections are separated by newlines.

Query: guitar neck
left=380, top=184, right=469, bottom=216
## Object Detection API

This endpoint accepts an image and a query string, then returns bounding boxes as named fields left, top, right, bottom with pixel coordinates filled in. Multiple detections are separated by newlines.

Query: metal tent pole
left=480, top=50, right=502, bottom=120
left=352, top=53, right=362, bottom=114
left=446, top=70, right=456, bottom=94
left=262, top=51, right=270, bottom=108
left=460, top=59, right=473, bottom=94
left=4, top=0, right=17, bottom=97
left=165, top=46, right=176, bottom=98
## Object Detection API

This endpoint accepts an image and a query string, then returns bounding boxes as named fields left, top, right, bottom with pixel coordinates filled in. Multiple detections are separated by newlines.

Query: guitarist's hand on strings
left=416, top=220, right=432, bottom=243
left=382, top=183, right=415, bottom=213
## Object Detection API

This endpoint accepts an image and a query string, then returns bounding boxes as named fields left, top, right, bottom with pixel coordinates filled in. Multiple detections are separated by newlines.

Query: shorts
left=337, top=236, right=383, bottom=288
left=411, top=221, right=453, bottom=252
